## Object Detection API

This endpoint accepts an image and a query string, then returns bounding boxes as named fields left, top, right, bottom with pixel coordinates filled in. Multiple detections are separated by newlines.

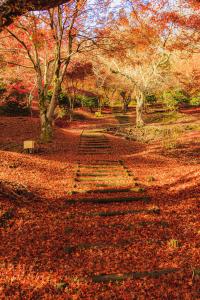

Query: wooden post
left=23, top=140, right=35, bottom=154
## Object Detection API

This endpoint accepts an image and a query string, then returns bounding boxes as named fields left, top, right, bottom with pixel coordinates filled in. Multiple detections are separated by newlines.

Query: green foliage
left=77, top=95, right=98, bottom=110
left=146, top=94, right=157, bottom=105
left=46, top=90, right=70, bottom=107
left=59, top=92, right=70, bottom=107
left=162, top=90, right=189, bottom=111
left=162, top=127, right=182, bottom=149
left=163, top=91, right=177, bottom=111
left=190, top=93, right=200, bottom=107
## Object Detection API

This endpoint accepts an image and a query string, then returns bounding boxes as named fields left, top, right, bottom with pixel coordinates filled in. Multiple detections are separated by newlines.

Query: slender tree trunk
left=98, top=96, right=102, bottom=114
left=40, top=110, right=53, bottom=142
left=136, top=91, right=144, bottom=127
left=38, top=90, right=52, bottom=142
left=69, top=96, right=74, bottom=122
left=123, top=102, right=128, bottom=113
left=36, top=73, right=53, bottom=142
left=47, top=79, right=61, bottom=122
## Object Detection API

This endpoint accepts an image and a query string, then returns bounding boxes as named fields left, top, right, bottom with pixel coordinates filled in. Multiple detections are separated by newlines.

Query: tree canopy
left=0, top=0, right=70, bottom=26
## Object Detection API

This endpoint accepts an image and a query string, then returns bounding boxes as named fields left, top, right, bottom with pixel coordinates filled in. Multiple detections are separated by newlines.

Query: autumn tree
left=1, top=0, right=109, bottom=141
left=94, top=2, right=172, bottom=126
left=158, top=0, right=200, bottom=99
left=63, top=61, right=93, bottom=120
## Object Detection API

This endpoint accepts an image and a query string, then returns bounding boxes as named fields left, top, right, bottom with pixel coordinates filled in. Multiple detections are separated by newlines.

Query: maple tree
left=90, top=2, right=173, bottom=126
left=63, top=60, right=93, bottom=119
left=0, top=0, right=110, bottom=141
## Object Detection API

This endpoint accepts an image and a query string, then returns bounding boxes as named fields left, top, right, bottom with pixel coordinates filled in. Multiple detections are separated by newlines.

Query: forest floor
left=0, top=107, right=200, bottom=299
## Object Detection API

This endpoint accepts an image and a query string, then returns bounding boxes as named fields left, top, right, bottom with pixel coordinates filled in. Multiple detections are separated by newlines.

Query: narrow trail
left=64, top=125, right=186, bottom=286
left=1, top=112, right=199, bottom=299
left=112, top=106, right=132, bottom=124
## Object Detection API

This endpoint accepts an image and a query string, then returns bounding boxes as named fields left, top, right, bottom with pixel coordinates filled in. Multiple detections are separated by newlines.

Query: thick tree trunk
left=40, top=111, right=53, bottom=142
left=136, top=92, right=144, bottom=127
left=121, top=92, right=131, bottom=113
left=47, top=80, right=61, bottom=123
left=38, top=79, right=61, bottom=141
left=39, top=93, right=52, bottom=142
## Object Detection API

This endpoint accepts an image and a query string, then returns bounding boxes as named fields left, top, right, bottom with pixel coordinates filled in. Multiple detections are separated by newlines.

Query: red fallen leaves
left=0, top=110, right=200, bottom=299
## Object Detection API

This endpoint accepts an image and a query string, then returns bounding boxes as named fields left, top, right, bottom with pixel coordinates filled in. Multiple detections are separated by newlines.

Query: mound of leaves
left=0, top=179, right=36, bottom=202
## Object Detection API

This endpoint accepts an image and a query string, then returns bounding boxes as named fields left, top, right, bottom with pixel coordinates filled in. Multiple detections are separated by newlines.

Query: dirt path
left=0, top=114, right=200, bottom=299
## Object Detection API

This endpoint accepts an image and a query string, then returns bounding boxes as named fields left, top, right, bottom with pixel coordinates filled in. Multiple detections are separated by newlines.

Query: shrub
left=190, top=93, right=200, bottom=107
left=162, top=127, right=182, bottom=149
left=146, top=94, right=157, bottom=105
left=162, top=90, right=189, bottom=111
left=163, top=91, right=178, bottom=111
left=77, top=95, right=98, bottom=111
left=1, top=83, right=30, bottom=116
left=173, top=90, right=189, bottom=104
left=59, top=92, right=70, bottom=107
left=46, top=90, right=70, bottom=107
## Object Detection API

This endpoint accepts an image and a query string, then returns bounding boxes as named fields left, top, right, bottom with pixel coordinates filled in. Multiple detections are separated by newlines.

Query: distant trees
left=64, top=61, right=93, bottom=119
left=92, top=2, right=173, bottom=126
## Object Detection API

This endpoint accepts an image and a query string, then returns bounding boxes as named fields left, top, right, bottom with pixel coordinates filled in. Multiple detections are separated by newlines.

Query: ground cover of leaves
left=0, top=109, right=200, bottom=299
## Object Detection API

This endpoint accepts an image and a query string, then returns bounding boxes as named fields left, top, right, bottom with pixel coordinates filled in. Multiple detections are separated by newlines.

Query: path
left=1, top=111, right=199, bottom=299
left=112, top=106, right=132, bottom=124
left=63, top=123, right=190, bottom=291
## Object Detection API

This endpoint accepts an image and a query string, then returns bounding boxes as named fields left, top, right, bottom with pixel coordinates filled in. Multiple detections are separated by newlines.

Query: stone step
left=84, top=208, right=160, bottom=217
left=78, top=163, right=122, bottom=166
left=94, top=183, right=131, bottom=187
left=78, top=160, right=121, bottom=163
left=76, top=173, right=128, bottom=177
left=67, top=196, right=150, bottom=204
left=80, top=137, right=108, bottom=140
left=92, top=268, right=179, bottom=283
left=80, top=140, right=108, bottom=143
left=75, top=177, right=130, bottom=182
left=79, top=146, right=111, bottom=149
left=78, top=167, right=125, bottom=172
left=80, top=152, right=112, bottom=154
left=79, top=152, right=112, bottom=155
left=80, top=144, right=109, bottom=147
left=86, top=187, right=132, bottom=194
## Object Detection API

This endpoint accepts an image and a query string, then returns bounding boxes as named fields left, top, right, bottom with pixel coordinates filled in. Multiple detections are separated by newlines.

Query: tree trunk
left=47, top=80, right=61, bottom=123
left=40, top=110, right=53, bottom=143
left=98, top=96, right=102, bottom=114
left=136, top=92, right=144, bottom=127
left=39, top=79, right=61, bottom=141
left=69, top=96, right=74, bottom=122
left=123, top=102, right=128, bottom=113
left=38, top=90, right=53, bottom=143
